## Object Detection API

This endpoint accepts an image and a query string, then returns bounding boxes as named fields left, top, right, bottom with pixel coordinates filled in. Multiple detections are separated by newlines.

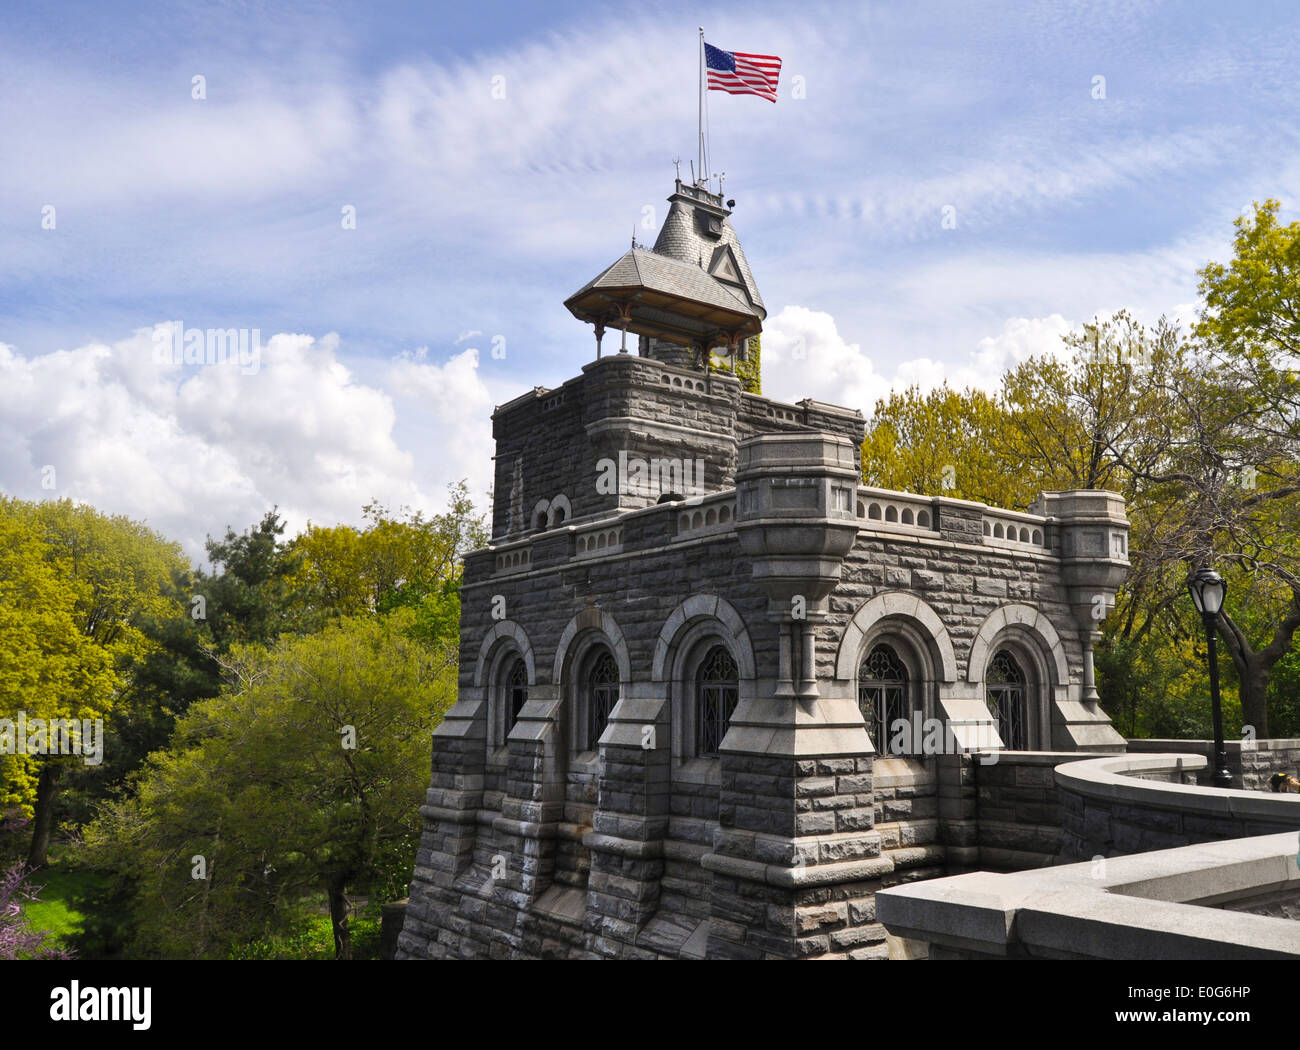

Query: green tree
left=1187, top=199, right=1300, bottom=733
left=860, top=383, right=1025, bottom=509
left=289, top=482, right=486, bottom=625
left=196, top=509, right=310, bottom=647
left=78, top=611, right=453, bottom=959
left=0, top=508, right=117, bottom=821
left=0, top=498, right=185, bottom=867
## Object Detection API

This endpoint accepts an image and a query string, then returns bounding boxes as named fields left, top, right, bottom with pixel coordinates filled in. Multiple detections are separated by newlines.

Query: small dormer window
left=709, top=245, right=743, bottom=284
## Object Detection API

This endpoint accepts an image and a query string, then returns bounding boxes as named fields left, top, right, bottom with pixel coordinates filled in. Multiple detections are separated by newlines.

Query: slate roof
left=652, top=189, right=765, bottom=317
left=563, top=181, right=768, bottom=348
left=563, top=246, right=763, bottom=347
left=567, top=248, right=757, bottom=318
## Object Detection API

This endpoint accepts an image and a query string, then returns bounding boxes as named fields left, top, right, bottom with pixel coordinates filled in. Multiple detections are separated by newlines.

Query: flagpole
left=697, top=27, right=704, bottom=187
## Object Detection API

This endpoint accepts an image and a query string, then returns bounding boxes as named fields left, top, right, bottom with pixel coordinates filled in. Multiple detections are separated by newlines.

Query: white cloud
left=762, top=306, right=1077, bottom=414
left=964, top=315, right=1075, bottom=387
left=387, top=346, right=496, bottom=503
left=0, top=326, right=492, bottom=563
left=762, top=306, right=891, bottom=413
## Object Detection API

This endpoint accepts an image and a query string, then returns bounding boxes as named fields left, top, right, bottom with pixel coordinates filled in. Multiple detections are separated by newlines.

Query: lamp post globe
left=1187, top=567, right=1227, bottom=618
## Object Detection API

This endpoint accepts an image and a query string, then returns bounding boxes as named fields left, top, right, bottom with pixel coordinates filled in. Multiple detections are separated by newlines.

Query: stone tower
left=397, top=177, right=1129, bottom=961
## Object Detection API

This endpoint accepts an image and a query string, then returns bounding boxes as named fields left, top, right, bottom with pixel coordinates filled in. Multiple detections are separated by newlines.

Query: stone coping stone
left=872, top=756, right=936, bottom=787
left=1128, top=737, right=1300, bottom=753
left=974, top=750, right=1093, bottom=767
left=1055, top=752, right=1300, bottom=819
left=878, top=832, right=1300, bottom=959
left=533, top=885, right=588, bottom=926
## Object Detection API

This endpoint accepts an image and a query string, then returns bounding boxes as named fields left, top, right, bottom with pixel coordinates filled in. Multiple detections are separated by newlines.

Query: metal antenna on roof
left=632, top=226, right=636, bottom=250
left=673, top=156, right=681, bottom=182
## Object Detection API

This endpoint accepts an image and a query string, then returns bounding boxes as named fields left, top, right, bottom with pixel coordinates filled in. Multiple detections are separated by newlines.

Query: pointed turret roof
left=563, top=178, right=766, bottom=353
left=652, top=180, right=765, bottom=317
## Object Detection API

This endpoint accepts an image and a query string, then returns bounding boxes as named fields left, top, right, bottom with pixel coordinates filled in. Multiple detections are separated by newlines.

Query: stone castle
left=396, top=177, right=1131, bottom=960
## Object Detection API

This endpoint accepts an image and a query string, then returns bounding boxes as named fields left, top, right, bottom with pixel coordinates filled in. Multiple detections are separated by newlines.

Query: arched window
left=859, top=643, right=909, bottom=754
left=585, top=649, right=620, bottom=751
left=695, top=645, right=739, bottom=757
left=987, top=649, right=1026, bottom=750
left=505, top=658, right=528, bottom=736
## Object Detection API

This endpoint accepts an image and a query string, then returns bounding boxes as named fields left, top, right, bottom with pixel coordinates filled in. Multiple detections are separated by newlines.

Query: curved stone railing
left=1056, top=752, right=1300, bottom=861
left=878, top=830, right=1300, bottom=959
left=1127, top=737, right=1300, bottom=791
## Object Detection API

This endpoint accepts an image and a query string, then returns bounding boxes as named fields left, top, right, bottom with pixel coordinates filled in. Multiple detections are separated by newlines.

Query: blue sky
left=2, top=0, right=1298, bottom=560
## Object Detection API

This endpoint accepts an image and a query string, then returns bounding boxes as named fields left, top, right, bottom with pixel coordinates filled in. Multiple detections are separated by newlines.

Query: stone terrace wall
left=969, top=752, right=1095, bottom=870
left=1057, top=752, right=1300, bottom=861
left=1127, top=738, right=1300, bottom=791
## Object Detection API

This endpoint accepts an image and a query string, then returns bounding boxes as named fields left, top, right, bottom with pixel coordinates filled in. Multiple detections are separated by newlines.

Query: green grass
left=19, top=867, right=109, bottom=949
left=229, top=914, right=381, bottom=960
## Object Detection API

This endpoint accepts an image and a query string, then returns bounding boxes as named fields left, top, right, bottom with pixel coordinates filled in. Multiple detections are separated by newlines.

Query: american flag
left=705, top=42, right=781, bottom=102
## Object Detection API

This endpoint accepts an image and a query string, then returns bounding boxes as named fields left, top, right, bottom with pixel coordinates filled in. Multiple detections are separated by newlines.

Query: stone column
left=936, top=751, right=980, bottom=871
left=583, top=691, right=671, bottom=957
left=1080, top=629, right=1100, bottom=703
left=396, top=691, right=487, bottom=959
left=1033, top=490, right=1131, bottom=750
left=703, top=432, right=889, bottom=959
left=498, top=686, right=566, bottom=907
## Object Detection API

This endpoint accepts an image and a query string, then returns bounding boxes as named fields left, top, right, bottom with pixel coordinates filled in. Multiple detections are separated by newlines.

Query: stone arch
left=552, top=608, right=631, bottom=756
left=547, top=494, right=572, bottom=528
left=531, top=498, right=551, bottom=531
left=552, top=607, right=631, bottom=687
left=651, top=593, right=757, bottom=682
left=966, top=603, right=1069, bottom=686
left=834, top=592, right=958, bottom=683
left=473, top=620, right=536, bottom=687
left=474, top=621, right=538, bottom=752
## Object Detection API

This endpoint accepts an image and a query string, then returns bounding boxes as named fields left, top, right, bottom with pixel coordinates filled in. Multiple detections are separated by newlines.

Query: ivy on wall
left=705, top=334, right=762, bottom=394
left=732, top=334, right=761, bottom=395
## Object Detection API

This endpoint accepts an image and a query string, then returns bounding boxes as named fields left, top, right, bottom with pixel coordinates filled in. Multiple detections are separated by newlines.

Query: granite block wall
left=399, top=353, right=1130, bottom=960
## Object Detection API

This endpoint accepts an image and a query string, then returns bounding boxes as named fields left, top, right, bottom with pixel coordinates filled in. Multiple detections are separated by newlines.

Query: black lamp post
left=1187, top=567, right=1232, bottom=788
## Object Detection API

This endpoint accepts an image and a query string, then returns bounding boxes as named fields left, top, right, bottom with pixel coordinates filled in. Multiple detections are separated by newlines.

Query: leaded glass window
left=586, top=650, right=619, bottom=750
left=506, top=658, right=528, bottom=736
left=859, top=644, right=909, bottom=754
left=696, top=645, right=739, bottom=757
left=987, top=649, right=1026, bottom=750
